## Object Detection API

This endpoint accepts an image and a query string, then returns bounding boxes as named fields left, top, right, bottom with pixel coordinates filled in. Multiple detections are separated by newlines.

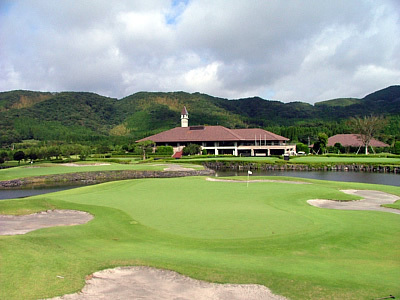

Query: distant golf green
left=0, top=176, right=399, bottom=299
left=0, top=162, right=203, bottom=181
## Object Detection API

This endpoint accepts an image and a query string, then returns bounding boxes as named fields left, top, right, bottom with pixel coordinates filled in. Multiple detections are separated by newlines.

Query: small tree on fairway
left=26, top=152, right=38, bottom=162
left=79, top=146, right=92, bottom=161
left=312, top=133, right=328, bottom=154
left=13, top=151, right=25, bottom=164
left=135, top=140, right=155, bottom=160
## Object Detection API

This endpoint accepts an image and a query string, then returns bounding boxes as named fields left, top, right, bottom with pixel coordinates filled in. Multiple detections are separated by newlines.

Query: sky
left=0, top=0, right=399, bottom=104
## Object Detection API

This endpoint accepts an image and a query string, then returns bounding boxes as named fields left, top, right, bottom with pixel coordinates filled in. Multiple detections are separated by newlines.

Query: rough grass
left=383, top=201, right=400, bottom=210
left=0, top=177, right=399, bottom=299
left=0, top=162, right=203, bottom=181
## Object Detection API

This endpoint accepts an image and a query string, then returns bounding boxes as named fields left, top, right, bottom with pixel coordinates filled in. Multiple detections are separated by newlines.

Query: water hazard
left=0, top=186, right=80, bottom=200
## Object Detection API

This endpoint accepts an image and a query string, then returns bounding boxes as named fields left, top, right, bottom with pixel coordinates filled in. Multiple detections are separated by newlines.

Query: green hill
left=0, top=92, right=120, bottom=143
left=115, top=92, right=246, bottom=136
left=0, top=86, right=399, bottom=146
left=314, top=98, right=361, bottom=107
left=0, top=90, right=53, bottom=111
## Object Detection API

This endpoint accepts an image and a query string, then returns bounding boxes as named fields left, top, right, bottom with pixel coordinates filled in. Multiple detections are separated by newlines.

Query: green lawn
left=0, top=177, right=399, bottom=299
left=0, top=162, right=203, bottom=181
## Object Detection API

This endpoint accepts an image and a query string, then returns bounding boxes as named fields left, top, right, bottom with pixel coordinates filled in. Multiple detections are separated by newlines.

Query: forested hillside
left=0, top=86, right=399, bottom=147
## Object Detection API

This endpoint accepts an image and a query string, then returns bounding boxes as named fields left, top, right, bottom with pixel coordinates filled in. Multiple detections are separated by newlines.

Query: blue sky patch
left=166, top=0, right=189, bottom=25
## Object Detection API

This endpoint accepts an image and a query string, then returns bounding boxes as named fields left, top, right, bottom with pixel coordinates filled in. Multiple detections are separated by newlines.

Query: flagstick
left=247, top=170, right=252, bottom=187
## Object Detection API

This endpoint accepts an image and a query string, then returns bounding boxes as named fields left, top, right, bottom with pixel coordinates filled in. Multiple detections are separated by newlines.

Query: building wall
left=163, top=142, right=296, bottom=157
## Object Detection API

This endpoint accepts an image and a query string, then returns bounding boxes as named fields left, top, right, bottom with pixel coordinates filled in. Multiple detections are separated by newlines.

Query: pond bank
left=203, top=161, right=400, bottom=173
left=0, top=169, right=215, bottom=189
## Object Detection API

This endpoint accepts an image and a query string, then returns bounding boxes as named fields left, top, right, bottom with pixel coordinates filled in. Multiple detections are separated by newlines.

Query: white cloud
left=0, top=0, right=399, bottom=103
left=0, top=63, right=22, bottom=90
left=183, top=61, right=221, bottom=93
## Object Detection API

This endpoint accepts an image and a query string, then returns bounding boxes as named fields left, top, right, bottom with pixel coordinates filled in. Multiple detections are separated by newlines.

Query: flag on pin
left=248, top=170, right=252, bottom=175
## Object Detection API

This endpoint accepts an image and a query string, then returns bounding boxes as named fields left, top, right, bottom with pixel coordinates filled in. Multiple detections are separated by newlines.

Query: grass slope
left=0, top=177, right=399, bottom=299
left=314, top=98, right=361, bottom=107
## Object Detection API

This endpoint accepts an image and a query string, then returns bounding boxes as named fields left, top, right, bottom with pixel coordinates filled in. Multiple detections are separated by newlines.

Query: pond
left=0, top=186, right=81, bottom=200
left=0, top=170, right=399, bottom=200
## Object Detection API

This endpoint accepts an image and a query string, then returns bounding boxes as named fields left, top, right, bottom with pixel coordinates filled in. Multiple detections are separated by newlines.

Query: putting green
left=54, top=178, right=328, bottom=239
left=0, top=176, right=399, bottom=299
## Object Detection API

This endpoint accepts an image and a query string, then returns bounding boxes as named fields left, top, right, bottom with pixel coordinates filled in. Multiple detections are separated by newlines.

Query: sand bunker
left=0, top=210, right=93, bottom=235
left=159, top=164, right=196, bottom=171
left=50, top=266, right=286, bottom=300
left=207, top=177, right=310, bottom=184
left=60, top=163, right=111, bottom=167
left=308, top=190, right=400, bottom=214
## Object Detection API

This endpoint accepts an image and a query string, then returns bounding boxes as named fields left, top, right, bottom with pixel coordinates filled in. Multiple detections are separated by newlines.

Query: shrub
left=296, top=142, right=309, bottom=154
left=155, top=146, right=173, bottom=155
left=182, top=144, right=201, bottom=156
left=333, top=142, right=345, bottom=154
left=393, top=141, right=400, bottom=154
left=0, top=151, right=9, bottom=160
left=13, top=151, right=25, bottom=164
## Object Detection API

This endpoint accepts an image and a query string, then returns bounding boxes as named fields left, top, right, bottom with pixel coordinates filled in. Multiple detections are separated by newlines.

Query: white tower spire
left=181, top=106, right=189, bottom=127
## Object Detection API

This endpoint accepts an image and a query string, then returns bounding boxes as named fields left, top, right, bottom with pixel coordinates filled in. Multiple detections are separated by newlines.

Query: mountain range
left=0, top=85, right=399, bottom=146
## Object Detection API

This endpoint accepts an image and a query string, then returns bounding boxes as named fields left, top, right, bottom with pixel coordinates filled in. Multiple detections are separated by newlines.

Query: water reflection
left=0, top=186, right=80, bottom=200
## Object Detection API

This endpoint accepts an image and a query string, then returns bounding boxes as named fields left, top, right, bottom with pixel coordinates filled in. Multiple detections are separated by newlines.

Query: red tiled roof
left=327, top=134, right=389, bottom=147
left=137, top=126, right=289, bottom=143
left=181, top=106, right=188, bottom=115
left=231, top=128, right=289, bottom=141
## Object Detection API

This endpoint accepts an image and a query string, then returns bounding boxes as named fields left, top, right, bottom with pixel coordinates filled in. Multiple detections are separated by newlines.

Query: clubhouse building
left=137, top=107, right=295, bottom=157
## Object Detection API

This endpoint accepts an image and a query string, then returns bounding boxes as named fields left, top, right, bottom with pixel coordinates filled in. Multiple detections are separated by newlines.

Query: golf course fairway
left=0, top=176, right=399, bottom=299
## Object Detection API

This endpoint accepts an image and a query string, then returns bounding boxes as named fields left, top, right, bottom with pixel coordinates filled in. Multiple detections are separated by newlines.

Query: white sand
left=0, top=210, right=93, bottom=235
left=308, top=189, right=400, bottom=214
left=50, top=266, right=287, bottom=300
left=60, top=163, right=111, bottom=167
